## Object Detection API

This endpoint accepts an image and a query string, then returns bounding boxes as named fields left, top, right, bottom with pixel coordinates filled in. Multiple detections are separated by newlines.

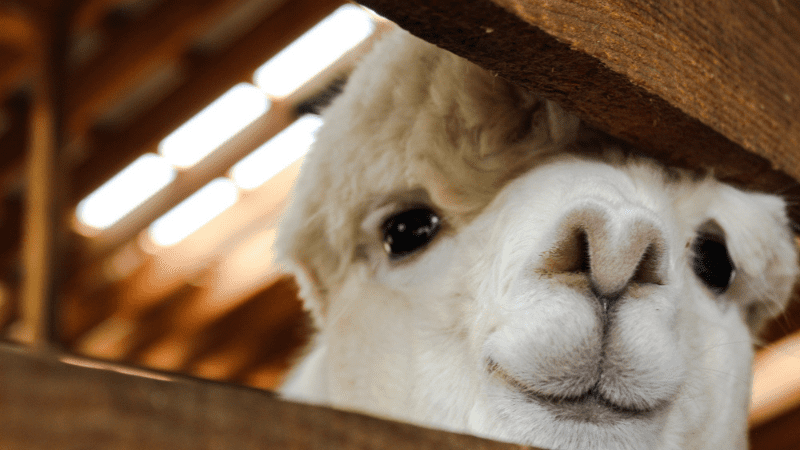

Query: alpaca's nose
left=544, top=201, right=668, bottom=302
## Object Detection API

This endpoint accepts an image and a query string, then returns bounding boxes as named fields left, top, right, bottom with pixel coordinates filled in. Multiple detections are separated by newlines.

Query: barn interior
left=0, top=0, right=798, bottom=449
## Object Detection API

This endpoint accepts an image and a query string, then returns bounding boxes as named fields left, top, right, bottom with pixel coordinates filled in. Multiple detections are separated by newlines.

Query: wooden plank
left=0, top=345, right=539, bottom=450
left=74, top=160, right=300, bottom=360
left=65, top=0, right=264, bottom=133
left=136, top=274, right=303, bottom=373
left=750, top=403, right=800, bottom=450
left=750, top=331, right=800, bottom=428
left=0, top=6, right=37, bottom=48
left=79, top=98, right=295, bottom=256
left=0, top=94, right=29, bottom=173
left=71, top=0, right=343, bottom=206
left=75, top=24, right=387, bottom=271
left=73, top=0, right=139, bottom=31
left=182, top=276, right=307, bottom=381
left=18, top=5, right=66, bottom=348
left=0, top=46, right=30, bottom=100
left=357, top=0, right=800, bottom=222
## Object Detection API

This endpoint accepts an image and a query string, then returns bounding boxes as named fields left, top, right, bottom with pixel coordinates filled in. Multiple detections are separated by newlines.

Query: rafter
left=71, top=0, right=343, bottom=204
left=65, top=0, right=258, bottom=133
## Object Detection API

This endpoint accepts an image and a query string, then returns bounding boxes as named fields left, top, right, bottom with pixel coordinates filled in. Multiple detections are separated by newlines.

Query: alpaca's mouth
left=487, top=360, right=665, bottom=424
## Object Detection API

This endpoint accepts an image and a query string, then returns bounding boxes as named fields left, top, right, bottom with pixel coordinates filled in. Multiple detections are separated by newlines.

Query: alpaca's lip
left=486, top=359, right=664, bottom=424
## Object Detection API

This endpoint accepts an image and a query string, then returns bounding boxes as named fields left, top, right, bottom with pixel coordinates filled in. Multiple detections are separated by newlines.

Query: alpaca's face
left=278, top=30, right=799, bottom=450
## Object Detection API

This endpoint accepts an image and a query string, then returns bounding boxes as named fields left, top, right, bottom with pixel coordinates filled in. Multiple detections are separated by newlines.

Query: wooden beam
left=0, top=46, right=31, bottom=100
left=70, top=283, right=201, bottom=360
left=66, top=0, right=254, bottom=133
left=135, top=272, right=302, bottom=373
left=0, top=345, right=542, bottom=450
left=19, top=2, right=72, bottom=348
left=73, top=0, right=138, bottom=31
left=357, top=0, right=800, bottom=222
left=72, top=0, right=343, bottom=205
left=0, top=93, right=29, bottom=176
left=750, top=331, right=800, bottom=428
left=183, top=276, right=307, bottom=381
left=750, top=403, right=800, bottom=450
left=75, top=24, right=387, bottom=263
left=0, top=6, right=37, bottom=48
left=74, top=162, right=299, bottom=360
left=79, top=98, right=295, bottom=256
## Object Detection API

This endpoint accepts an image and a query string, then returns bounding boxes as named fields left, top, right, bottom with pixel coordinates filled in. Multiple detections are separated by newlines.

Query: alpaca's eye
left=692, top=233, right=735, bottom=294
left=382, top=208, right=441, bottom=259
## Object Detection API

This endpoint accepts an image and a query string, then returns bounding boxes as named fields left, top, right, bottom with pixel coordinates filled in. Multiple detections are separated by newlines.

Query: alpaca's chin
left=473, top=379, right=672, bottom=450
left=491, top=373, right=666, bottom=424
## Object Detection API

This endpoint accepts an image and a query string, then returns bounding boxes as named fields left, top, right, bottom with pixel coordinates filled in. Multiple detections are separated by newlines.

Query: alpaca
left=276, top=29, right=799, bottom=450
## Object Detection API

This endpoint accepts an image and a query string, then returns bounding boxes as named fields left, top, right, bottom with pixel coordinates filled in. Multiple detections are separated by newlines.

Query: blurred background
left=0, top=0, right=798, bottom=448
left=0, top=0, right=391, bottom=390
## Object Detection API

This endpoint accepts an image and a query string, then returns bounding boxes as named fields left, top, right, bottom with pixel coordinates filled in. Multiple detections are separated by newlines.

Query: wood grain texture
left=357, top=0, right=800, bottom=223
left=0, top=345, right=540, bottom=450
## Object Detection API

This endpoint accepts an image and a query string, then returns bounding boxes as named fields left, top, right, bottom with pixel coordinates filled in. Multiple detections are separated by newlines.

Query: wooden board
left=0, top=345, right=540, bottom=450
left=358, top=0, right=800, bottom=223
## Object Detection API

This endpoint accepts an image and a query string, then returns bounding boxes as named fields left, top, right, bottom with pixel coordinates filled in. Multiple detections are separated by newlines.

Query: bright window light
left=76, top=153, right=175, bottom=231
left=148, top=178, right=239, bottom=247
left=159, top=83, right=269, bottom=168
left=254, top=4, right=375, bottom=97
left=230, top=115, right=323, bottom=190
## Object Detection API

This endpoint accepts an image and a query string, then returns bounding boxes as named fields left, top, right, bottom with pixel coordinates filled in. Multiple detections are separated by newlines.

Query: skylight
left=159, top=83, right=269, bottom=168
left=254, top=4, right=375, bottom=97
left=148, top=178, right=239, bottom=247
left=76, top=153, right=176, bottom=232
left=229, top=114, right=323, bottom=190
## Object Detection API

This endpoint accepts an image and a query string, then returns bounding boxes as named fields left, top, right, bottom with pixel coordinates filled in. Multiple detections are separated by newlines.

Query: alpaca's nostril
left=544, top=206, right=667, bottom=300
left=544, top=228, right=591, bottom=274
left=632, top=243, right=664, bottom=286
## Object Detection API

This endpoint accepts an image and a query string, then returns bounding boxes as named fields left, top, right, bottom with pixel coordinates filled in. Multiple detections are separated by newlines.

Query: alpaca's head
left=277, top=29, right=799, bottom=450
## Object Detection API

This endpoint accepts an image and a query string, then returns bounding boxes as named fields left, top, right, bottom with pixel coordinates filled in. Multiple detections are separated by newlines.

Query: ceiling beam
left=71, top=0, right=343, bottom=205
left=750, top=331, right=800, bottom=428
left=0, top=5, right=38, bottom=48
left=0, top=46, right=31, bottom=100
left=65, top=0, right=256, bottom=133
left=73, top=0, right=141, bottom=31
left=76, top=24, right=386, bottom=258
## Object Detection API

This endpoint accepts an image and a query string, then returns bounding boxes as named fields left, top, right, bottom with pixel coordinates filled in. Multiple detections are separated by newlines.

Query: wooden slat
left=75, top=23, right=387, bottom=266
left=18, top=5, right=66, bottom=347
left=136, top=273, right=301, bottom=373
left=70, top=182, right=292, bottom=358
left=79, top=99, right=295, bottom=256
left=73, top=0, right=140, bottom=31
left=0, top=345, right=540, bottom=450
left=0, top=46, right=30, bottom=100
left=750, top=403, right=800, bottom=450
left=71, top=0, right=343, bottom=206
left=0, top=6, right=37, bottom=48
left=358, top=0, right=800, bottom=222
left=750, top=331, right=800, bottom=428
left=0, top=94, right=29, bottom=174
left=184, top=276, right=307, bottom=381
left=66, top=0, right=266, bottom=133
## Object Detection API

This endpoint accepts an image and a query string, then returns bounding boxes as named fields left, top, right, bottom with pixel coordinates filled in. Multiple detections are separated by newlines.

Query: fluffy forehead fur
left=281, top=30, right=579, bottom=309
left=277, top=28, right=799, bottom=450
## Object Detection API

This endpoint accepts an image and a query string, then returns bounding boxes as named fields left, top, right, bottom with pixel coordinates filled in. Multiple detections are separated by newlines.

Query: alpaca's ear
left=545, top=100, right=581, bottom=146
left=705, top=187, right=799, bottom=333
left=276, top=198, right=341, bottom=329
